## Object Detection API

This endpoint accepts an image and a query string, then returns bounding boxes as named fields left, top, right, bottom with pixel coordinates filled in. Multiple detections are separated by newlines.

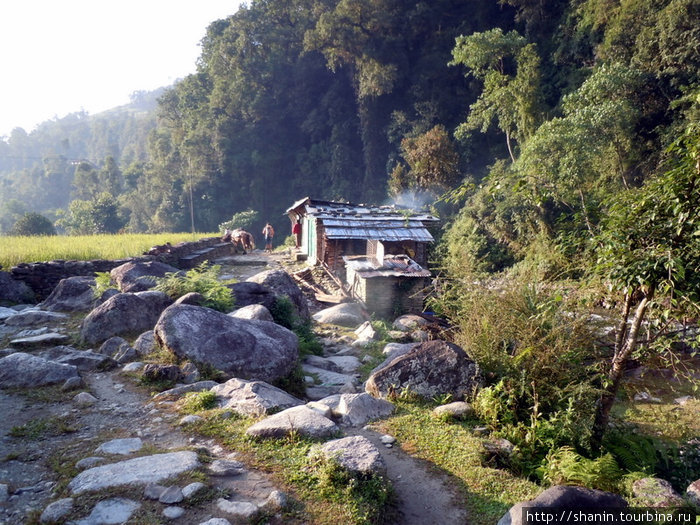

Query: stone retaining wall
left=9, top=237, right=234, bottom=300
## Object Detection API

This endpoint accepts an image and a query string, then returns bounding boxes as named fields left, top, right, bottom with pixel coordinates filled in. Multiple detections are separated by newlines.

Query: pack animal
left=223, top=229, right=255, bottom=253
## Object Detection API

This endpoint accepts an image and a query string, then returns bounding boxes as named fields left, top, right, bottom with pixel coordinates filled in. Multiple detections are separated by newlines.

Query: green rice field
left=0, top=233, right=217, bottom=270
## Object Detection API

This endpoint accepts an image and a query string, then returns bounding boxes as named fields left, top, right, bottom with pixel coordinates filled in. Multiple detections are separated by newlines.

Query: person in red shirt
left=292, top=219, right=302, bottom=249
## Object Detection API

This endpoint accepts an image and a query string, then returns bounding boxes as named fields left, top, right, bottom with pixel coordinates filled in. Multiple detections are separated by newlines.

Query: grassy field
left=0, top=233, right=217, bottom=270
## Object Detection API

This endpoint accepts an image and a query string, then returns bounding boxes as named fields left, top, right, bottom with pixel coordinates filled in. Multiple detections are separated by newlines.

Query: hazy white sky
left=0, top=1, right=244, bottom=138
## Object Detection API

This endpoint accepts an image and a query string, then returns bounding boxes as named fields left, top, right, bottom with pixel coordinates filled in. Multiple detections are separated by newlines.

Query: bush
left=219, top=209, right=259, bottom=232
left=537, top=446, right=624, bottom=492
left=180, top=391, right=218, bottom=413
left=154, top=262, right=234, bottom=312
left=10, top=212, right=56, bottom=236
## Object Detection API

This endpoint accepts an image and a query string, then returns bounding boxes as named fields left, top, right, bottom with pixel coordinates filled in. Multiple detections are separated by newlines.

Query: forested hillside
left=1, top=0, right=697, bottom=242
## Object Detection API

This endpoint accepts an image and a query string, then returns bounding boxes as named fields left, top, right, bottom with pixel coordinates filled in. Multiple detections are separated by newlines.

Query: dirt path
left=350, top=428, right=468, bottom=525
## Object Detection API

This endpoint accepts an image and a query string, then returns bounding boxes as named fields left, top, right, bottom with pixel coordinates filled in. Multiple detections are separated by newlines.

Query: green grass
left=10, top=416, right=77, bottom=440
left=0, top=232, right=217, bottom=269
left=186, top=410, right=397, bottom=525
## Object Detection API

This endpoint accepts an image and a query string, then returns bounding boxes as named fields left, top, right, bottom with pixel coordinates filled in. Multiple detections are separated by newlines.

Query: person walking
left=262, top=222, right=275, bottom=253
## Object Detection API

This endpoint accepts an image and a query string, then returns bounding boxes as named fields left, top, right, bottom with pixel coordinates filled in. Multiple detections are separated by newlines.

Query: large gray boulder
left=0, top=352, right=79, bottom=388
left=247, top=269, right=310, bottom=322
left=365, top=340, right=481, bottom=400
left=246, top=405, right=339, bottom=439
left=39, top=276, right=96, bottom=312
left=154, top=304, right=298, bottom=383
left=229, top=282, right=277, bottom=311
left=230, top=304, right=274, bottom=322
left=110, top=260, right=180, bottom=293
left=211, top=378, right=303, bottom=417
left=0, top=271, right=35, bottom=305
left=312, top=303, right=367, bottom=328
left=39, top=346, right=115, bottom=371
left=80, top=291, right=173, bottom=345
left=498, top=485, right=628, bottom=525
left=316, top=436, right=386, bottom=475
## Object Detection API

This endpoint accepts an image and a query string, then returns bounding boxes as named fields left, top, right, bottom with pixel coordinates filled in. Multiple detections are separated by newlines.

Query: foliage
left=218, top=209, right=259, bottom=233
left=154, top=262, right=234, bottom=312
left=589, top=125, right=700, bottom=449
left=180, top=390, right=218, bottom=414
left=9, top=212, right=56, bottom=236
left=537, top=446, right=623, bottom=492
left=56, top=192, right=126, bottom=235
left=269, top=295, right=323, bottom=357
left=91, top=272, right=114, bottom=299
left=433, top=273, right=602, bottom=470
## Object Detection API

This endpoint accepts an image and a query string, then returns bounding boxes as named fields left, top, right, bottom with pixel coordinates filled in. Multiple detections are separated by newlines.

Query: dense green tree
left=9, top=212, right=56, bottom=236
left=57, top=193, right=125, bottom=235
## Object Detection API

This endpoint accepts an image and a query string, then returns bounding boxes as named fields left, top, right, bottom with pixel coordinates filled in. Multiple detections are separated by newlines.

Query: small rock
left=40, top=498, right=73, bottom=523
left=632, top=477, right=685, bottom=507
left=209, top=459, right=246, bottom=476
left=199, top=519, right=232, bottom=525
left=61, top=376, right=84, bottom=391
left=182, top=482, right=206, bottom=499
left=674, top=396, right=693, bottom=405
left=95, top=437, right=143, bottom=456
left=75, top=457, right=105, bottom=470
left=261, top=490, right=287, bottom=510
left=122, top=362, right=145, bottom=372
left=74, top=392, right=98, bottom=407
left=159, top=486, right=184, bottom=504
left=634, top=391, right=662, bottom=403
left=687, top=480, right=700, bottom=507
left=144, top=483, right=167, bottom=500
left=163, top=506, right=186, bottom=519
left=217, top=498, right=259, bottom=519
left=179, top=415, right=204, bottom=425
left=76, top=498, right=140, bottom=525
left=432, top=401, right=474, bottom=419
left=317, top=436, right=386, bottom=475
left=380, top=435, right=396, bottom=445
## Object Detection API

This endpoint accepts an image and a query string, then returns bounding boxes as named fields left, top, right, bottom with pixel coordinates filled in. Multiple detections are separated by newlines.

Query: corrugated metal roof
left=286, top=197, right=439, bottom=223
left=345, top=255, right=432, bottom=278
left=325, top=225, right=433, bottom=242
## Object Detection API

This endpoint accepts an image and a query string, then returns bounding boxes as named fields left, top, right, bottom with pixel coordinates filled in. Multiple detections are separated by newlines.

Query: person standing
left=292, top=219, right=302, bottom=249
left=262, top=222, right=275, bottom=253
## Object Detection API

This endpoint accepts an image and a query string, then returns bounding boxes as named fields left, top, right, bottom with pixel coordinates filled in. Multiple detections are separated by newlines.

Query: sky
left=0, top=1, right=244, bottom=138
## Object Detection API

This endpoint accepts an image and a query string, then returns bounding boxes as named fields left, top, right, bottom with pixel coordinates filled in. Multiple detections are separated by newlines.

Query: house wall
left=347, top=266, right=428, bottom=318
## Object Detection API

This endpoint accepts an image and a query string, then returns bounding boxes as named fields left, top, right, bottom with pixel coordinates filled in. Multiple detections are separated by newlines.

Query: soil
left=0, top=250, right=469, bottom=525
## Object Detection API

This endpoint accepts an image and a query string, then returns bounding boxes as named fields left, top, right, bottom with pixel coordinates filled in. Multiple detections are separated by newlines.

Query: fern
left=538, top=446, right=623, bottom=492
left=602, top=431, right=661, bottom=474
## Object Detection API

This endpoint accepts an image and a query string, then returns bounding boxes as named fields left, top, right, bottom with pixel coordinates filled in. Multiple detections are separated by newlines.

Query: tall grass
left=0, top=233, right=216, bottom=269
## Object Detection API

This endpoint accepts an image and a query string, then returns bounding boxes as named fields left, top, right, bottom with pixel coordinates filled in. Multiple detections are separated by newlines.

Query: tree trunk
left=590, top=288, right=653, bottom=452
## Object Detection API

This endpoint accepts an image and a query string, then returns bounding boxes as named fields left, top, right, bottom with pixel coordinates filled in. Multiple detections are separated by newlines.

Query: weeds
left=155, top=262, right=234, bottom=312
left=10, top=416, right=77, bottom=439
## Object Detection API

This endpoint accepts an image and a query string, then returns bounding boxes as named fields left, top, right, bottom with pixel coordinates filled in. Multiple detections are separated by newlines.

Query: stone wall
left=8, top=237, right=234, bottom=301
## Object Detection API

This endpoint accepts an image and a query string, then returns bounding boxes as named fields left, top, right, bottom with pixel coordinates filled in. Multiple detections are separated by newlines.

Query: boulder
left=99, top=336, right=132, bottom=358
left=211, top=378, right=303, bottom=417
left=497, top=485, right=628, bottom=525
left=77, top=498, right=140, bottom=524
left=632, top=477, right=685, bottom=507
left=39, top=276, right=96, bottom=312
left=80, top=291, right=173, bottom=345
left=245, top=405, right=339, bottom=439
left=315, top=393, right=394, bottom=427
left=230, top=304, right=274, bottom=322
left=133, top=331, right=157, bottom=356
left=229, top=282, right=276, bottom=311
left=173, top=292, right=206, bottom=306
left=247, top=269, right=310, bottom=321
left=9, top=332, right=70, bottom=348
left=39, top=346, right=115, bottom=371
left=687, top=479, right=700, bottom=507
left=154, top=304, right=298, bottom=383
left=0, top=271, right=35, bottom=305
left=4, top=309, right=68, bottom=326
left=143, top=364, right=183, bottom=383
left=0, top=352, right=79, bottom=388
left=110, top=260, right=180, bottom=293
left=68, top=451, right=199, bottom=494
left=313, top=303, right=367, bottom=328
left=365, top=340, right=481, bottom=400
left=392, top=314, right=430, bottom=332
left=316, top=436, right=386, bottom=475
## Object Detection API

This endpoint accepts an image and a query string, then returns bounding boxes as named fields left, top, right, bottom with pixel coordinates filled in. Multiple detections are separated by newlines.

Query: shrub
left=181, top=391, right=218, bottom=413
left=154, top=262, right=234, bottom=312
left=91, top=271, right=114, bottom=299
left=218, top=209, right=259, bottom=232
left=537, top=446, right=623, bottom=492
left=10, top=212, right=56, bottom=236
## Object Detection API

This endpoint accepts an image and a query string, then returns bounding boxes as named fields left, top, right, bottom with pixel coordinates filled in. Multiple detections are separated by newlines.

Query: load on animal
left=222, top=228, right=255, bottom=254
